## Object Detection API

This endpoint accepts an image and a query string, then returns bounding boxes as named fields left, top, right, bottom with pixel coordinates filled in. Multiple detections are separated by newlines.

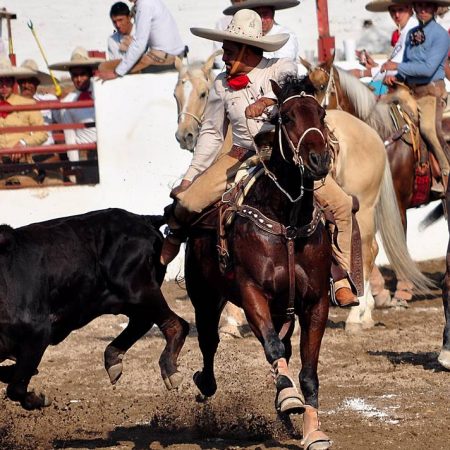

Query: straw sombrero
left=15, top=59, right=55, bottom=85
left=365, top=0, right=408, bottom=12
left=224, top=0, right=300, bottom=15
left=0, top=57, right=36, bottom=78
left=48, top=47, right=105, bottom=71
left=191, top=9, right=289, bottom=52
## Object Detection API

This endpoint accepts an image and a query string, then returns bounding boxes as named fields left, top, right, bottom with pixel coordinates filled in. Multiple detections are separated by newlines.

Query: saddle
left=383, top=87, right=441, bottom=206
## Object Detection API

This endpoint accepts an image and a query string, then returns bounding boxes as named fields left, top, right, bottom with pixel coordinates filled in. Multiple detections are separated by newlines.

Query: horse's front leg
left=298, top=294, right=332, bottom=449
left=239, top=282, right=304, bottom=415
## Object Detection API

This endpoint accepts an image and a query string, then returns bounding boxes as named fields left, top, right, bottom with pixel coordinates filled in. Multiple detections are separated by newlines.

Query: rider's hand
left=245, top=98, right=276, bottom=118
left=383, top=75, right=397, bottom=86
left=96, top=70, right=119, bottom=82
left=380, top=61, right=398, bottom=73
left=170, top=179, right=192, bottom=199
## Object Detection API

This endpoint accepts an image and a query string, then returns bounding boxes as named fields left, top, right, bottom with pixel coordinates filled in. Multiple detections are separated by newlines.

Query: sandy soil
left=0, top=259, right=448, bottom=450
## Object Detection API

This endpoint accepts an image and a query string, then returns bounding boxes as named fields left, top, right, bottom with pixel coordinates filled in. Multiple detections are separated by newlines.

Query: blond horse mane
left=335, top=67, right=395, bottom=140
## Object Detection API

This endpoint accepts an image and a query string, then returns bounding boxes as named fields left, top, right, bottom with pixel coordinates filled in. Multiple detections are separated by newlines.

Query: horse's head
left=271, top=76, right=331, bottom=180
left=174, top=51, right=219, bottom=152
left=299, top=54, right=335, bottom=107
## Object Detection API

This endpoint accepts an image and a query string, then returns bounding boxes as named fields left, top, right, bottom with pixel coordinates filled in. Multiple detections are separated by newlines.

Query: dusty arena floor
left=0, top=259, right=448, bottom=450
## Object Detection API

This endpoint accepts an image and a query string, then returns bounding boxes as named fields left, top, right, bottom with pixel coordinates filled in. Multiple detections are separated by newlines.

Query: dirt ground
left=0, top=259, right=449, bottom=450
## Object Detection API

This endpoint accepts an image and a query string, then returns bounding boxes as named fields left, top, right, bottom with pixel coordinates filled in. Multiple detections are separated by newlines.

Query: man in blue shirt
left=382, top=0, right=450, bottom=192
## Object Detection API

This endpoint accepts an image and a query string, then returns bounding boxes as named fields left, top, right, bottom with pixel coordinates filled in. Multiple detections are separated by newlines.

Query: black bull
left=0, top=208, right=189, bottom=410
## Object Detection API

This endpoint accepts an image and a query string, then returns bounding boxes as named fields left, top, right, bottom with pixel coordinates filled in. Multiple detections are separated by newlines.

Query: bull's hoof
left=22, top=391, right=51, bottom=410
left=276, top=387, right=305, bottom=415
left=438, top=348, right=450, bottom=370
left=163, top=371, right=183, bottom=390
left=193, top=371, right=216, bottom=397
left=107, top=362, right=123, bottom=385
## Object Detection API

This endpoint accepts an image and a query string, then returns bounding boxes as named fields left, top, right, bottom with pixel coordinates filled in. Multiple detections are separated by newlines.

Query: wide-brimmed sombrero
left=15, top=59, right=55, bottom=85
left=365, top=0, right=408, bottom=12
left=191, top=9, right=289, bottom=52
left=48, top=47, right=105, bottom=71
left=0, top=57, right=36, bottom=78
left=224, top=0, right=300, bottom=15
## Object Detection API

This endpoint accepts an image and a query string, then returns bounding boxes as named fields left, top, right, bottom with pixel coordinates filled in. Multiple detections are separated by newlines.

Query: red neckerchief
left=0, top=100, right=11, bottom=119
left=227, top=74, right=250, bottom=91
left=78, top=91, right=92, bottom=101
left=391, top=29, right=400, bottom=47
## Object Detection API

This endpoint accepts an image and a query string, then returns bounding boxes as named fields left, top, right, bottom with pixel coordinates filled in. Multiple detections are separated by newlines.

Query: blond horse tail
left=375, top=161, right=434, bottom=294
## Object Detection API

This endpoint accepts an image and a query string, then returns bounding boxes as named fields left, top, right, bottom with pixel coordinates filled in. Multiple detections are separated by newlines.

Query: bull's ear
left=270, top=79, right=282, bottom=99
left=175, top=56, right=184, bottom=73
left=202, top=49, right=221, bottom=76
left=298, top=56, right=312, bottom=72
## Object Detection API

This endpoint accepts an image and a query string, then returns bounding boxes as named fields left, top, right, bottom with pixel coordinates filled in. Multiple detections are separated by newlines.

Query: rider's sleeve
left=183, top=80, right=229, bottom=181
left=115, top=1, right=153, bottom=76
left=265, top=58, right=298, bottom=100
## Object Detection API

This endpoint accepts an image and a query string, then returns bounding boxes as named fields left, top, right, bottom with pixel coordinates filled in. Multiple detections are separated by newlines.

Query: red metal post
left=316, top=0, right=335, bottom=63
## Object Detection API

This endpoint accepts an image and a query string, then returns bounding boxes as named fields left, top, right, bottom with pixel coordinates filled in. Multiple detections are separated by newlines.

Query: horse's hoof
left=276, top=387, right=305, bottom=415
left=193, top=371, right=216, bottom=397
left=301, top=430, right=333, bottom=450
left=219, top=324, right=242, bottom=339
left=345, top=322, right=363, bottom=334
left=163, top=371, right=183, bottom=390
left=361, top=318, right=375, bottom=330
left=438, top=349, right=450, bottom=370
left=107, top=363, right=123, bottom=385
left=373, top=289, right=392, bottom=309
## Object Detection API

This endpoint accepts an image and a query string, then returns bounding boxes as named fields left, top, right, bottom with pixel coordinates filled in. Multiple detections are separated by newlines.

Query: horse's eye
left=280, top=114, right=291, bottom=124
left=200, top=92, right=207, bottom=99
left=319, top=84, right=325, bottom=90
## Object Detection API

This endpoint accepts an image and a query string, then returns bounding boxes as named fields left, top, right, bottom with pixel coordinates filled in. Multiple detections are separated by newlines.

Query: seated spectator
left=97, top=0, right=186, bottom=80
left=0, top=57, right=48, bottom=187
left=49, top=47, right=104, bottom=184
left=108, top=1, right=135, bottom=60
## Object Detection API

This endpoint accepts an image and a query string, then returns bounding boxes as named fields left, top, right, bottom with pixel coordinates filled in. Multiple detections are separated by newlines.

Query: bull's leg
left=239, top=284, right=304, bottom=415
left=438, top=242, right=450, bottom=370
left=298, top=296, right=332, bottom=449
left=7, top=337, right=50, bottom=410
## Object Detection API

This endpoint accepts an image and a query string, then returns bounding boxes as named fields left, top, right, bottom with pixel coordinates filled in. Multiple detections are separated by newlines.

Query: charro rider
left=160, top=9, right=360, bottom=308
left=381, top=0, right=450, bottom=193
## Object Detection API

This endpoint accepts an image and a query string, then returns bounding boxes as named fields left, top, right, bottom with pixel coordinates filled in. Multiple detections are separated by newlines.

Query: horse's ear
left=298, top=56, right=312, bottom=72
left=202, top=50, right=222, bottom=75
left=270, top=79, right=282, bottom=99
left=175, top=56, right=184, bottom=73
left=321, top=51, right=335, bottom=72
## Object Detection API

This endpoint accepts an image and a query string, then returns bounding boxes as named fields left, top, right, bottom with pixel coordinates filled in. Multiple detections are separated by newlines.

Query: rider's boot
left=160, top=202, right=189, bottom=266
left=334, top=278, right=359, bottom=308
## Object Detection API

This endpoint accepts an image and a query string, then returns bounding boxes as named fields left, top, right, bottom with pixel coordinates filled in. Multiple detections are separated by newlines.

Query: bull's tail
left=419, top=202, right=445, bottom=231
left=0, top=224, right=14, bottom=252
left=375, top=162, right=434, bottom=294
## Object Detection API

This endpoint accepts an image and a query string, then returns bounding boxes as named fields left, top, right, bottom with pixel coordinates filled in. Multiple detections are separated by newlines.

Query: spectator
left=49, top=47, right=104, bottom=184
left=108, top=1, right=135, bottom=60
left=97, top=0, right=186, bottom=80
left=0, top=57, right=48, bottom=186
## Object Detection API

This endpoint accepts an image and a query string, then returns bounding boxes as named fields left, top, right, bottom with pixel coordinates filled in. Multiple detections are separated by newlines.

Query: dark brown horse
left=185, top=77, right=333, bottom=448
left=303, top=57, right=440, bottom=305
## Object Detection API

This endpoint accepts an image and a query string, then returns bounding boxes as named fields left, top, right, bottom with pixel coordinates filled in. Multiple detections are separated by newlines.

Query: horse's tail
left=375, top=162, right=434, bottom=293
left=419, top=203, right=445, bottom=231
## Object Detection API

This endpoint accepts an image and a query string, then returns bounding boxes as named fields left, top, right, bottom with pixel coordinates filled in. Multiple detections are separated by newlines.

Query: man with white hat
left=160, top=9, right=359, bottom=308
left=49, top=47, right=104, bottom=183
left=0, top=58, right=48, bottom=186
left=381, top=0, right=450, bottom=193
left=223, top=0, right=300, bottom=60
left=97, top=0, right=185, bottom=80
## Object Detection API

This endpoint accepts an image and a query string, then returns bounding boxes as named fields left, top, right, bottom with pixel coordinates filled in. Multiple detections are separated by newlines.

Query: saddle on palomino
left=384, top=89, right=442, bottom=206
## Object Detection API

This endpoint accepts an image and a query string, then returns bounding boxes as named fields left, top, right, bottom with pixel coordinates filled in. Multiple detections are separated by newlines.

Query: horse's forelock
left=277, top=75, right=316, bottom=104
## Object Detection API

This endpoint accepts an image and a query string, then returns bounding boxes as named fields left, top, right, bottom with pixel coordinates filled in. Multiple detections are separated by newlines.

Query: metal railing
left=0, top=99, right=99, bottom=189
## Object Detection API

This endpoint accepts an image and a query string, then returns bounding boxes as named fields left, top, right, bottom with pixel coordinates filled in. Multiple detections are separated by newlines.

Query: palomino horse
left=186, top=78, right=333, bottom=448
left=302, top=57, right=438, bottom=305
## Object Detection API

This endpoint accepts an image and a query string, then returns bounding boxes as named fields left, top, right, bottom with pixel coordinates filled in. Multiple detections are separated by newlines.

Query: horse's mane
left=277, top=75, right=317, bottom=104
left=335, top=67, right=394, bottom=140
